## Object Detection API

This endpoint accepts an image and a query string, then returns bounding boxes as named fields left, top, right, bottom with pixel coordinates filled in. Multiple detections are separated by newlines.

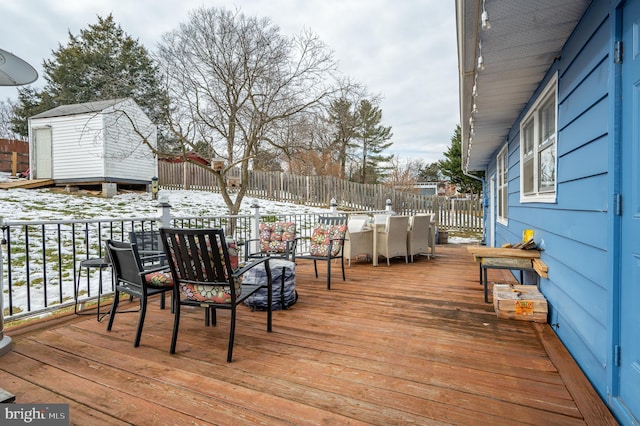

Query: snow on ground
left=1, top=171, right=479, bottom=318
left=0, top=171, right=480, bottom=244
left=0, top=176, right=325, bottom=221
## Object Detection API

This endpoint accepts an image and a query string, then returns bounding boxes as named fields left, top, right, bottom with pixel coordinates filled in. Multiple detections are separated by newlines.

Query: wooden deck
left=0, top=245, right=617, bottom=425
left=0, top=178, right=54, bottom=190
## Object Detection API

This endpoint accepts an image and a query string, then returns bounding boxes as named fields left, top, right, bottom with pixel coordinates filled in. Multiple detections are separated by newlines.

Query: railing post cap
left=157, top=194, right=171, bottom=206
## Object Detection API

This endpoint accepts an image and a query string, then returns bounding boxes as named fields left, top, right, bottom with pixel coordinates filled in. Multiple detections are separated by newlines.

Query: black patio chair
left=294, top=216, right=348, bottom=290
left=244, top=220, right=297, bottom=262
left=160, top=227, right=273, bottom=362
left=105, top=240, right=174, bottom=347
left=129, top=230, right=165, bottom=265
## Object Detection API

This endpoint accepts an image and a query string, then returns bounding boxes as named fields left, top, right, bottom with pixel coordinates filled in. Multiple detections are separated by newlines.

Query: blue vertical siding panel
left=542, top=257, right=607, bottom=323
left=557, top=98, right=608, bottom=162
left=515, top=209, right=608, bottom=249
left=558, top=137, right=608, bottom=182
left=557, top=0, right=610, bottom=82
left=557, top=16, right=610, bottom=106
left=552, top=311, right=608, bottom=393
left=483, top=1, right=613, bottom=404
left=558, top=59, right=609, bottom=130
left=557, top=173, right=609, bottom=214
left=539, top=229, right=608, bottom=290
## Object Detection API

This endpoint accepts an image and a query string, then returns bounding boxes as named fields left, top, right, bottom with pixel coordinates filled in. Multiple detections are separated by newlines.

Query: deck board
left=0, top=245, right=617, bottom=425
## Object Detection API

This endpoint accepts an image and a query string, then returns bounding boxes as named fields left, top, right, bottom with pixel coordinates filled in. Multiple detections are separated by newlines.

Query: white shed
left=28, top=98, right=157, bottom=189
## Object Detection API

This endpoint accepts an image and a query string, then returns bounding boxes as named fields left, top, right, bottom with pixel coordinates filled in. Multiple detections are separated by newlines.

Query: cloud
left=0, top=0, right=459, bottom=164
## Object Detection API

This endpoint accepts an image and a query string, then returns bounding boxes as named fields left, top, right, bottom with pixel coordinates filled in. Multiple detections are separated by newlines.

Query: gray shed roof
left=30, top=98, right=130, bottom=119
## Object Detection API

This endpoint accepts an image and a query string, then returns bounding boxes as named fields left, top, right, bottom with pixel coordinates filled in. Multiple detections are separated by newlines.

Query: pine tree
left=419, top=162, right=442, bottom=182
left=438, top=125, right=483, bottom=195
left=355, top=99, right=393, bottom=184
left=327, top=97, right=359, bottom=178
left=12, top=15, right=167, bottom=138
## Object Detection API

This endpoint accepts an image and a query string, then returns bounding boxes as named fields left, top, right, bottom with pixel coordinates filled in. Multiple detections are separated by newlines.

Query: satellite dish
left=0, top=48, right=38, bottom=86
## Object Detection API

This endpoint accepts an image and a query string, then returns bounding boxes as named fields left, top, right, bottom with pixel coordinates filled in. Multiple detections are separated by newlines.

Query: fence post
left=0, top=216, right=12, bottom=356
left=11, top=152, right=18, bottom=176
left=250, top=199, right=261, bottom=255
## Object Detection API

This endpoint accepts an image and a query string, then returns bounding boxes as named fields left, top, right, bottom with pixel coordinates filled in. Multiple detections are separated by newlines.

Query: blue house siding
left=486, top=1, right=615, bottom=408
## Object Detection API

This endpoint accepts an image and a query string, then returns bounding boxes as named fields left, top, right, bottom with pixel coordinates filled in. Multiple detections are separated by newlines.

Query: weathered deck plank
left=0, top=245, right=617, bottom=425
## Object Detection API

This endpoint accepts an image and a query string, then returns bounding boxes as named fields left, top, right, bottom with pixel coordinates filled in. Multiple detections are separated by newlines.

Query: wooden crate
left=493, top=284, right=548, bottom=323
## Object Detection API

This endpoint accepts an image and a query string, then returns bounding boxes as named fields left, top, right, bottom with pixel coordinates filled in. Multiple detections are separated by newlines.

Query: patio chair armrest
left=233, top=257, right=270, bottom=278
left=243, top=237, right=261, bottom=261
left=286, top=238, right=298, bottom=258
left=140, top=264, right=171, bottom=274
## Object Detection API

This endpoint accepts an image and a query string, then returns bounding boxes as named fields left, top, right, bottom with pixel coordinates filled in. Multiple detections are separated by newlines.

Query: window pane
left=497, top=148, right=508, bottom=220
left=539, top=145, right=556, bottom=191
left=501, top=188, right=508, bottom=219
left=539, top=97, right=555, bottom=146
left=523, top=157, right=534, bottom=194
left=523, top=121, right=534, bottom=156
left=520, top=76, right=557, bottom=201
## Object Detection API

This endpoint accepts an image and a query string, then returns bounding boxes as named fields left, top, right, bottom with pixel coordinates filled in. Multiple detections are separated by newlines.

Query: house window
left=520, top=74, right=557, bottom=202
left=497, top=145, right=508, bottom=224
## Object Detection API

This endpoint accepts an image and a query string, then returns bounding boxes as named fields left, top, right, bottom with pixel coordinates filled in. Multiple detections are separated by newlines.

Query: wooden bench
left=467, top=247, right=548, bottom=303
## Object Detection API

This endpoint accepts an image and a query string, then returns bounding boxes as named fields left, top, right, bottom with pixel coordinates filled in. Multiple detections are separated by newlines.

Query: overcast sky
left=0, top=0, right=459, bottom=165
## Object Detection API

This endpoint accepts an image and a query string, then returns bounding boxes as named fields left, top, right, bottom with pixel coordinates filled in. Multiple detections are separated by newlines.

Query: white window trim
left=519, top=73, right=558, bottom=203
left=497, top=144, right=508, bottom=225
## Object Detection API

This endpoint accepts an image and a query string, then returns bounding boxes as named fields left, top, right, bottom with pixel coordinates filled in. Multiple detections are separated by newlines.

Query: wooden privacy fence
left=0, top=138, right=28, bottom=175
left=158, top=161, right=483, bottom=233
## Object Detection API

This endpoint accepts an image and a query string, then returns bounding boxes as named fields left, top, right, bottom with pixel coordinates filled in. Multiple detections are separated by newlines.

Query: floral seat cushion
left=179, top=281, right=241, bottom=304
left=259, top=221, right=296, bottom=253
left=144, top=271, right=174, bottom=288
left=309, top=223, right=347, bottom=257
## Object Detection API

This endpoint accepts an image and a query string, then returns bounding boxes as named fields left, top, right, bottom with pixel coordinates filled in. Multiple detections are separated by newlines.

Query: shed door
left=620, top=1, right=640, bottom=421
left=33, top=128, right=52, bottom=179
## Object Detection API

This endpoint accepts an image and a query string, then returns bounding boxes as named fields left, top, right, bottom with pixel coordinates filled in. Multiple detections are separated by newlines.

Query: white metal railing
left=0, top=202, right=348, bottom=323
left=1, top=199, right=481, bottom=328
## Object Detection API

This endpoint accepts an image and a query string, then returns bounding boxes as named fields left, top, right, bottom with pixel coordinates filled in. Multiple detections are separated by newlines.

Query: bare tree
left=0, top=99, right=21, bottom=140
left=386, top=156, right=422, bottom=190
left=155, top=7, right=341, bottom=214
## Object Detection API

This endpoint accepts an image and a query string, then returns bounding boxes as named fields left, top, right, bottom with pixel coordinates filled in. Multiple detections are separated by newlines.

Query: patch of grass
left=4, top=307, right=23, bottom=316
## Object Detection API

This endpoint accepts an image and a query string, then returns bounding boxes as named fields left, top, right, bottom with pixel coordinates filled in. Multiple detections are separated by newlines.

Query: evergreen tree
left=354, top=99, right=393, bottom=184
left=327, top=97, right=359, bottom=178
left=438, top=125, right=483, bottom=195
left=12, top=15, right=168, bottom=139
left=419, top=162, right=442, bottom=182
